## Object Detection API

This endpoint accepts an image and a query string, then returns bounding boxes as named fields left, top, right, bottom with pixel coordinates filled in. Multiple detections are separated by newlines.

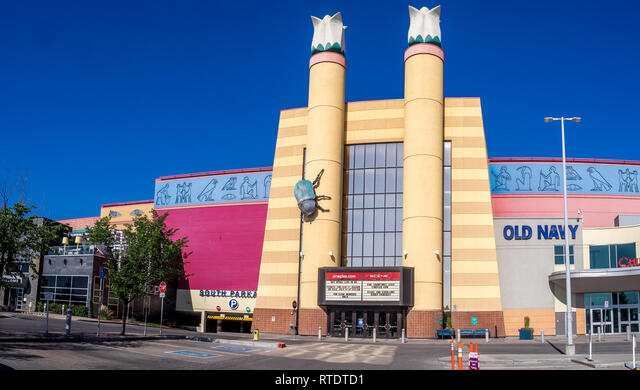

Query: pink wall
left=157, top=203, right=268, bottom=291
left=491, top=194, right=640, bottom=227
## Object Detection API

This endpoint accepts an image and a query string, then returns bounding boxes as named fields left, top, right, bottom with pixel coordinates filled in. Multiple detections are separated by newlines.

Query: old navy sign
left=503, top=224, right=579, bottom=240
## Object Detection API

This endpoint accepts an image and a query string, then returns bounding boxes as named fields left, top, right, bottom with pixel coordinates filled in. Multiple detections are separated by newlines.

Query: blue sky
left=1, top=0, right=639, bottom=220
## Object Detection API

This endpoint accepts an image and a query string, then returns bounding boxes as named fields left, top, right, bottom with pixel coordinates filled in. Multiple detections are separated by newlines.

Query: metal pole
left=589, top=332, right=593, bottom=361
left=401, top=328, right=406, bottom=343
left=344, top=327, right=348, bottom=342
left=65, top=308, right=71, bottom=335
left=541, top=329, right=544, bottom=344
left=560, top=117, right=574, bottom=354
left=485, top=329, right=489, bottom=343
left=633, top=334, right=636, bottom=369
left=45, top=301, right=49, bottom=335
left=144, top=296, right=148, bottom=336
left=318, top=326, right=321, bottom=340
left=97, top=277, right=103, bottom=336
left=373, top=327, right=377, bottom=343
left=159, top=296, right=164, bottom=336
left=627, top=325, right=631, bottom=342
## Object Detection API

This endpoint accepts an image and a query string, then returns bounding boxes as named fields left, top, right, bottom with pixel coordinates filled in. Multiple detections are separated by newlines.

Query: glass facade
left=554, top=245, right=574, bottom=265
left=443, top=141, right=451, bottom=309
left=585, top=291, right=640, bottom=334
left=342, top=143, right=403, bottom=267
left=589, top=243, right=636, bottom=269
left=40, top=275, right=89, bottom=305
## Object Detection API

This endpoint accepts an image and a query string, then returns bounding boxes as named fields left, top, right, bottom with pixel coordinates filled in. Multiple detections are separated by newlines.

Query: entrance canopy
left=549, top=267, right=640, bottom=293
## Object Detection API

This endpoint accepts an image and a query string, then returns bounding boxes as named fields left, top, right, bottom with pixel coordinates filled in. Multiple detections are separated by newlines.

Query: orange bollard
left=457, top=342, right=462, bottom=370
left=450, top=338, right=455, bottom=370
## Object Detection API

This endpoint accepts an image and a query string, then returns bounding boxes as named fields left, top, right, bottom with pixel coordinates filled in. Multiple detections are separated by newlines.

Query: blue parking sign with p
left=100, top=268, right=105, bottom=279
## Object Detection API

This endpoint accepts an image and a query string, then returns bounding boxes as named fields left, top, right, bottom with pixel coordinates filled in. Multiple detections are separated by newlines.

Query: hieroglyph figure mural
left=240, top=177, right=258, bottom=200
left=538, top=166, right=560, bottom=191
left=156, top=183, right=171, bottom=206
left=311, top=12, right=346, bottom=54
left=176, top=182, right=192, bottom=204
left=619, top=168, right=639, bottom=192
left=516, top=166, right=532, bottom=191
left=264, top=175, right=272, bottom=199
left=587, top=167, right=612, bottom=191
left=491, top=166, right=511, bottom=191
left=408, top=5, right=441, bottom=46
left=197, top=178, right=218, bottom=202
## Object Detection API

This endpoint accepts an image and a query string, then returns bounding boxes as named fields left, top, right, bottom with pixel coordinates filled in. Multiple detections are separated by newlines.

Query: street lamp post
left=544, top=116, right=581, bottom=356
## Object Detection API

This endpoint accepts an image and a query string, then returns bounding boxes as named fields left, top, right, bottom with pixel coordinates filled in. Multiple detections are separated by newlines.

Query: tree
left=87, top=210, right=190, bottom=335
left=0, top=185, right=63, bottom=292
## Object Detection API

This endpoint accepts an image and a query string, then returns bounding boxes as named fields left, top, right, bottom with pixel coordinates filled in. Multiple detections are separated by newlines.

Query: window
left=589, top=243, right=637, bottom=269
left=343, top=143, right=403, bottom=267
left=554, top=245, right=574, bottom=265
left=40, top=275, right=89, bottom=305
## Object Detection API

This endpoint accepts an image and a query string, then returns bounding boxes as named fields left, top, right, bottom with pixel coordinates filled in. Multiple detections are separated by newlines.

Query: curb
left=213, top=338, right=286, bottom=349
left=0, top=334, right=189, bottom=343
left=570, top=358, right=624, bottom=369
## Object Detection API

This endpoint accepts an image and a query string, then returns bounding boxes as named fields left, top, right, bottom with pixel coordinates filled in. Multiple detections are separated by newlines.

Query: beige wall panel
left=447, top=137, right=486, bottom=148
left=445, top=98, right=481, bottom=107
left=272, top=165, right=303, bottom=178
left=273, top=155, right=305, bottom=168
left=451, top=158, right=491, bottom=169
left=452, top=225, right=496, bottom=238
left=264, top=219, right=300, bottom=231
left=444, top=106, right=483, bottom=117
left=279, top=107, right=308, bottom=119
left=452, top=169, right=490, bottom=181
left=345, top=118, right=404, bottom=131
left=346, top=109, right=403, bottom=122
left=452, top=191, right=492, bottom=203
left=503, top=309, right=556, bottom=336
left=452, top=261, right=499, bottom=274
left=268, top=187, right=297, bottom=199
left=262, top=240, right=300, bottom=253
left=263, top=229, right=299, bottom=241
left=444, top=127, right=485, bottom=138
left=451, top=180, right=490, bottom=191
left=346, top=99, right=404, bottom=111
left=452, top=286, right=501, bottom=299
left=404, top=157, right=443, bottom=219
left=451, top=148, right=487, bottom=158
left=452, top=237, right=496, bottom=249
left=257, top=273, right=299, bottom=287
left=265, top=208, right=300, bottom=220
left=274, top=146, right=304, bottom=158
left=278, top=116, right=308, bottom=129
left=451, top=298, right=501, bottom=312
left=276, top=135, right=306, bottom=148
left=258, top=262, right=299, bottom=275
left=452, top=273, right=500, bottom=286
left=452, top=202, right=494, bottom=214
left=256, top=285, right=299, bottom=298
left=451, top=249, right=497, bottom=262
left=267, top=197, right=300, bottom=209
left=255, top=295, right=299, bottom=310
left=345, top=134, right=404, bottom=145
left=444, top=116, right=483, bottom=127
left=452, top=214, right=495, bottom=225
left=276, top=125, right=307, bottom=138
left=260, top=251, right=299, bottom=263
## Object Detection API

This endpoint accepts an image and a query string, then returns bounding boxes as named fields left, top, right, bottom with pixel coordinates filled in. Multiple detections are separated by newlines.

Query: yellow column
left=300, top=52, right=346, bottom=310
left=403, top=43, right=444, bottom=311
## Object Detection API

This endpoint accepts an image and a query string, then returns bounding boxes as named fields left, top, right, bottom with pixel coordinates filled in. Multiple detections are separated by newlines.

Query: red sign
left=363, top=272, right=400, bottom=281
left=159, top=282, right=167, bottom=293
left=292, top=300, right=297, bottom=309
left=216, top=306, right=221, bottom=311
left=619, top=258, right=640, bottom=268
left=326, top=272, right=362, bottom=281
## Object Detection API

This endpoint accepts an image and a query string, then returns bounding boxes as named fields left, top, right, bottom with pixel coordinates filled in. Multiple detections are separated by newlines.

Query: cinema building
left=242, top=6, right=640, bottom=338
left=45, top=5, right=640, bottom=339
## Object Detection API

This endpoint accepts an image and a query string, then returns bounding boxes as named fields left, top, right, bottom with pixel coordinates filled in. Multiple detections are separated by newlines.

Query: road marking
left=215, top=346, right=253, bottom=353
left=168, top=350, right=218, bottom=358
left=88, top=342, right=211, bottom=364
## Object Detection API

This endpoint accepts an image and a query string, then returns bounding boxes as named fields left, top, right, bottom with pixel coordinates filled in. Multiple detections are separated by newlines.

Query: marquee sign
left=619, top=258, right=640, bottom=268
left=318, top=267, right=414, bottom=307
left=503, top=224, right=579, bottom=241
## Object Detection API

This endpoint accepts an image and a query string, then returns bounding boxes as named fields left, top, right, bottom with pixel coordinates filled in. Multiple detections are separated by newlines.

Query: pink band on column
left=309, top=52, right=347, bottom=70
left=404, top=43, right=444, bottom=62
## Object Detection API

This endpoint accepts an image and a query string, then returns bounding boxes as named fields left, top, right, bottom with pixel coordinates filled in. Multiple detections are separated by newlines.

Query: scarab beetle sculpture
left=294, top=169, right=331, bottom=217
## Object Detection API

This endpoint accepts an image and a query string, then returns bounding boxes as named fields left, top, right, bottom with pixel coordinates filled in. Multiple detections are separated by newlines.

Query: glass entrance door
left=619, top=307, right=640, bottom=333
left=327, top=309, right=404, bottom=338
left=590, top=308, right=614, bottom=334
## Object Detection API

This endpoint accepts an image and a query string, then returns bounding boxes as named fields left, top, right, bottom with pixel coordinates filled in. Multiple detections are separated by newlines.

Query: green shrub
left=36, top=301, right=44, bottom=312
left=48, top=303, right=62, bottom=314
left=71, top=305, right=88, bottom=317
left=524, top=316, right=530, bottom=329
left=100, top=307, right=114, bottom=320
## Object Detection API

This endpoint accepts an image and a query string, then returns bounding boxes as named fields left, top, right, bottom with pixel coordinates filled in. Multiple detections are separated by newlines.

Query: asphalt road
left=0, top=313, right=635, bottom=371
